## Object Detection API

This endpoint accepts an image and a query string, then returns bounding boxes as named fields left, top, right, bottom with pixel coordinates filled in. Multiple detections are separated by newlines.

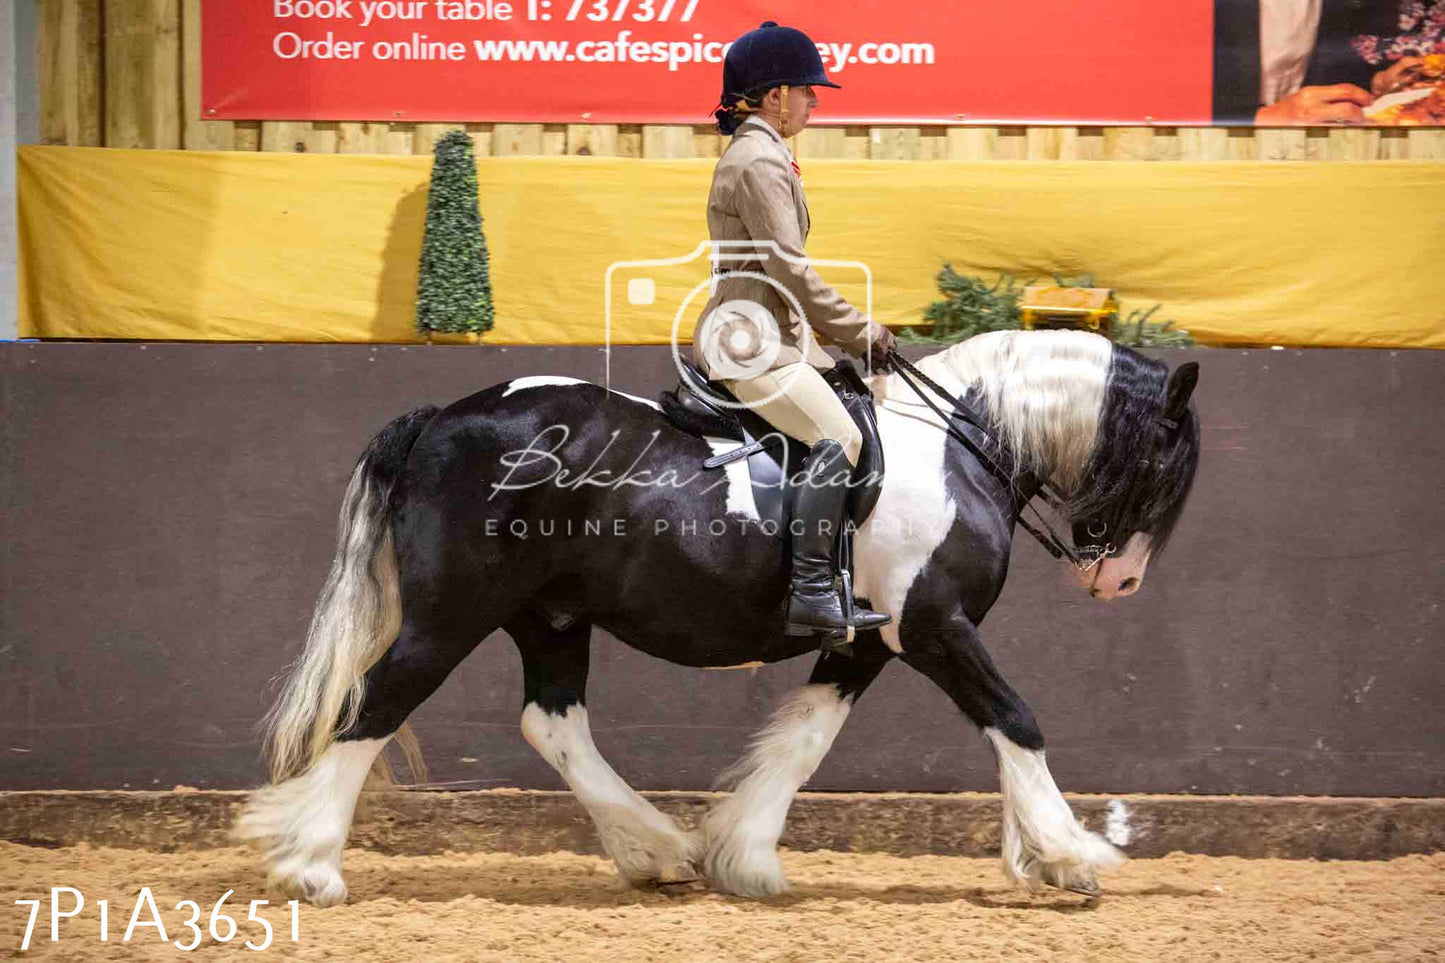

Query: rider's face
left=768, top=84, right=818, bottom=135
left=787, top=84, right=818, bottom=132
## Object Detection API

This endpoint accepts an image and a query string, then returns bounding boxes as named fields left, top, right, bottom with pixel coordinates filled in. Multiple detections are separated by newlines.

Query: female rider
left=693, top=21, right=896, bottom=646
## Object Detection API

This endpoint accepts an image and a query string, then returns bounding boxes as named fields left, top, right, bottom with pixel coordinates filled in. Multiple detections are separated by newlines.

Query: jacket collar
left=739, top=115, right=794, bottom=159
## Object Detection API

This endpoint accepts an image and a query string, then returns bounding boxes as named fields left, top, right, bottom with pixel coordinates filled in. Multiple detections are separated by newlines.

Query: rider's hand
left=1254, top=84, right=1373, bottom=125
left=866, top=323, right=896, bottom=372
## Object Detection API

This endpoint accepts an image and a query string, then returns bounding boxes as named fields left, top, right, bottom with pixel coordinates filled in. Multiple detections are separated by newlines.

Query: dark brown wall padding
left=2, top=344, right=1441, bottom=795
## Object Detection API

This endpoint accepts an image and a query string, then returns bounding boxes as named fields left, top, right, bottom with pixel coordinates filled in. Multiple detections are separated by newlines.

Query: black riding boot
left=784, top=439, right=892, bottom=649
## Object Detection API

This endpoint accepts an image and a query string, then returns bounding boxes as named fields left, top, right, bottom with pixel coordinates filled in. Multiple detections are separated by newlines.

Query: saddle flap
left=660, top=356, right=886, bottom=532
left=823, top=359, right=886, bottom=527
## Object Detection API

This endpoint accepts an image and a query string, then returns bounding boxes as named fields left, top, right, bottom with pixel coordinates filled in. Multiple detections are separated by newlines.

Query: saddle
left=657, top=358, right=886, bottom=535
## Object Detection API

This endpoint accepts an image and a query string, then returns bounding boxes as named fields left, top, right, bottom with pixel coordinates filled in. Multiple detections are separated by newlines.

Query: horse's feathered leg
left=233, top=405, right=452, bottom=906
left=702, top=638, right=894, bottom=897
left=236, top=616, right=499, bottom=906
left=237, top=399, right=527, bottom=906
left=510, top=608, right=701, bottom=888
left=898, top=609, right=1123, bottom=896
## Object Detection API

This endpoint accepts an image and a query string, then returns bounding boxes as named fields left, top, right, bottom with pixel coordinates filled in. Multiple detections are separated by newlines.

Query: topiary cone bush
left=416, top=130, right=495, bottom=336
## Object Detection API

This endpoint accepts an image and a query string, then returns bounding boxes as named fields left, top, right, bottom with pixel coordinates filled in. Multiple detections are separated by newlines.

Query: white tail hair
left=261, top=407, right=438, bottom=785
left=262, top=464, right=401, bottom=783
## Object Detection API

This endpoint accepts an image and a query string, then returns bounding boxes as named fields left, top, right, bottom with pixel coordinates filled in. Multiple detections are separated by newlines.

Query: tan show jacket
left=691, top=116, right=880, bottom=379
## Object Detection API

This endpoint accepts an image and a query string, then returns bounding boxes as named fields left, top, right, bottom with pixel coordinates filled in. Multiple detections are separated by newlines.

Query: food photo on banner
left=1213, top=0, right=1445, bottom=125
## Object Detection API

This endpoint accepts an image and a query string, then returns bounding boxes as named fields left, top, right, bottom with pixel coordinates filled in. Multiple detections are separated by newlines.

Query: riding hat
left=720, top=21, right=840, bottom=104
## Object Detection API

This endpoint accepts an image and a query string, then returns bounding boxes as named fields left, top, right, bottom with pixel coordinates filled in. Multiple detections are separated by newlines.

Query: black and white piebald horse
left=236, top=329, right=1200, bottom=906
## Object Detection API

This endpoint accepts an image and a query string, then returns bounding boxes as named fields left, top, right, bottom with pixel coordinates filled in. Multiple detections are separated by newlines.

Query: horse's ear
left=1164, top=362, right=1199, bottom=420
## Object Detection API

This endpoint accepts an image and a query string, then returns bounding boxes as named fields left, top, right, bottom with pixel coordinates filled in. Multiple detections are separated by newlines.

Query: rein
left=884, top=350, right=1110, bottom=571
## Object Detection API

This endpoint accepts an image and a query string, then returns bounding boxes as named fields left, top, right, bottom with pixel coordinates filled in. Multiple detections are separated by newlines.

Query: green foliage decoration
left=416, top=131, right=495, bottom=335
left=900, top=265, right=1195, bottom=348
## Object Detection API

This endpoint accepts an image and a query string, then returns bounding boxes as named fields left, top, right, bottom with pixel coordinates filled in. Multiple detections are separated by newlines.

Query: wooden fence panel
left=1228, top=128, right=1259, bottom=160
left=1025, top=126, right=1065, bottom=161
left=793, top=127, right=844, bottom=159
left=566, top=124, right=620, bottom=156
left=1255, top=128, right=1310, bottom=161
left=1154, top=127, right=1183, bottom=161
left=180, top=0, right=231, bottom=150
left=414, top=123, right=466, bottom=156
left=642, top=124, right=693, bottom=158
left=617, top=125, right=643, bottom=158
left=1179, top=128, right=1230, bottom=161
left=1408, top=129, right=1445, bottom=160
left=1327, top=128, right=1380, bottom=160
left=1382, top=129, right=1412, bottom=159
left=103, top=0, right=181, bottom=150
left=336, top=122, right=381, bottom=154
left=692, top=125, right=724, bottom=158
left=945, top=127, right=995, bottom=160
left=260, top=122, right=314, bottom=154
left=1102, top=127, right=1154, bottom=161
left=870, top=126, right=921, bottom=160
left=39, top=0, right=104, bottom=147
left=1072, top=127, right=1109, bottom=160
left=232, top=121, right=260, bottom=152
left=466, top=123, right=496, bottom=158
left=493, top=123, right=543, bottom=156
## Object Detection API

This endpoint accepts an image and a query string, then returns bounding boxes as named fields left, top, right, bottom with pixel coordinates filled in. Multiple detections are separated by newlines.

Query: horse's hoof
left=1041, top=862, right=1100, bottom=898
left=655, top=864, right=702, bottom=886
left=268, top=861, right=348, bottom=907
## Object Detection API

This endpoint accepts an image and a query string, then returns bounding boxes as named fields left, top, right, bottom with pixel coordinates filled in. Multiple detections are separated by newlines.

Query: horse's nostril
left=1120, top=578, right=1140, bottom=594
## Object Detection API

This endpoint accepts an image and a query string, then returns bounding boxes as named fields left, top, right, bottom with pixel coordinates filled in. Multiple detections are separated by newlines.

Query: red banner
left=203, top=1, right=1445, bottom=126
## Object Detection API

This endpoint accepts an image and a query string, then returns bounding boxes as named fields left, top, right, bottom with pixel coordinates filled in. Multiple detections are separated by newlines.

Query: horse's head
left=1064, top=354, right=1201, bottom=601
left=903, top=332, right=1201, bottom=601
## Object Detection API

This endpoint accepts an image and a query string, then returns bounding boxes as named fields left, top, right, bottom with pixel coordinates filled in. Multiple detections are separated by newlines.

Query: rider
left=694, top=21, right=896, bottom=645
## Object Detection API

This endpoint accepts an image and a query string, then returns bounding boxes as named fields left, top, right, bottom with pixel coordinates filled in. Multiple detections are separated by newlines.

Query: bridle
left=885, top=349, right=1181, bottom=573
left=885, top=351, right=1100, bottom=570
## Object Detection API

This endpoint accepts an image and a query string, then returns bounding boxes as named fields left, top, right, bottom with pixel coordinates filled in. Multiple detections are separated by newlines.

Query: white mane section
left=891, top=331, right=1112, bottom=493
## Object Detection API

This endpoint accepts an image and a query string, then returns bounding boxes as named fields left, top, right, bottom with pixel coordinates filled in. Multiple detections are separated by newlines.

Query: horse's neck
left=879, top=332, right=1111, bottom=494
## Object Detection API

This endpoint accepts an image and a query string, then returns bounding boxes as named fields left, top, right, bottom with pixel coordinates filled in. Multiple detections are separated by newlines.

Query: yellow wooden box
left=1018, top=285, right=1118, bottom=332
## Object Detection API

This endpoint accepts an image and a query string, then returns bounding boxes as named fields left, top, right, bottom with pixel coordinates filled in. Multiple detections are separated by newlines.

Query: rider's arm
left=732, top=151, right=883, bottom=357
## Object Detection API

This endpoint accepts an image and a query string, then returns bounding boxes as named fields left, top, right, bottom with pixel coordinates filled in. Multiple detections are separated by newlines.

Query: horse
left=235, top=329, right=1201, bottom=906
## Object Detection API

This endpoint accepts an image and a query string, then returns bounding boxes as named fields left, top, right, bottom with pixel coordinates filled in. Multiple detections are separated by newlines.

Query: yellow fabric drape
left=17, top=145, right=1445, bottom=348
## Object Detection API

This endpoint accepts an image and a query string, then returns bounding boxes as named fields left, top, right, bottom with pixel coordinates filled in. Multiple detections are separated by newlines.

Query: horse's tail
left=261, top=405, right=441, bottom=785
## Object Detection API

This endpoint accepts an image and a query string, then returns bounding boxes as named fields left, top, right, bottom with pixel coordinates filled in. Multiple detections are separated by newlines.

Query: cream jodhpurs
left=720, top=362, right=863, bottom=467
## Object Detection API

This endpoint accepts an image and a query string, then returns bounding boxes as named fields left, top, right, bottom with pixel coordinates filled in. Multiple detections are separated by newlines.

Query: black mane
left=1066, top=346, right=1201, bottom=555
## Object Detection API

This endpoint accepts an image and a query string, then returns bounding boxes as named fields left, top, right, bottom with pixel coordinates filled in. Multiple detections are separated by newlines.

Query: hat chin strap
left=778, top=84, right=791, bottom=138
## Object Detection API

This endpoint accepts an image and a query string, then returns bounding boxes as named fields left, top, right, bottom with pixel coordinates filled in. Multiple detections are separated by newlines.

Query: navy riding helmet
left=715, top=21, right=839, bottom=134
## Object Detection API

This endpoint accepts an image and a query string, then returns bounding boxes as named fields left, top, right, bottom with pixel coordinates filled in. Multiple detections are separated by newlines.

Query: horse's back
left=385, top=377, right=799, bottom=660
